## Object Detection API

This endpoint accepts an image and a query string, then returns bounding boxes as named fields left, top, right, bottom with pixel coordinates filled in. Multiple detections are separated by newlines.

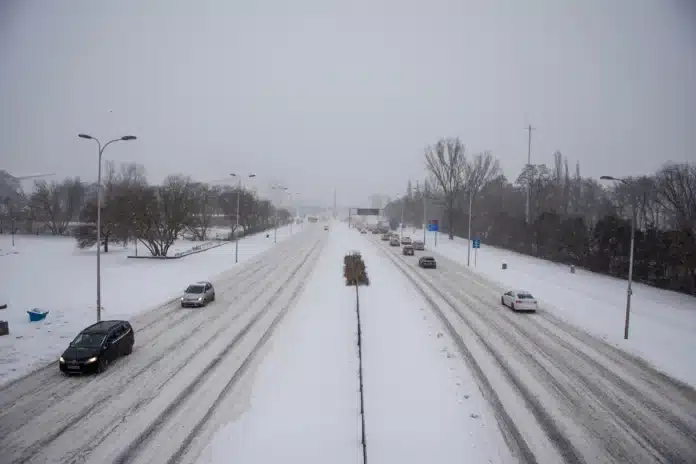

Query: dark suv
left=59, top=320, right=134, bottom=375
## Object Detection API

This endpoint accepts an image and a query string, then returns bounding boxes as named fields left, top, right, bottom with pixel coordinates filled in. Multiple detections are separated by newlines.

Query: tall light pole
left=600, top=175, right=635, bottom=340
left=286, top=191, right=298, bottom=234
left=231, top=173, right=256, bottom=264
left=467, top=187, right=474, bottom=266
left=78, top=133, right=136, bottom=323
left=272, top=185, right=288, bottom=243
left=525, top=124, right=535, bottom=224
left=422, top=181, right=428, bottom=245
left=400, top=195, right=405, bottom=239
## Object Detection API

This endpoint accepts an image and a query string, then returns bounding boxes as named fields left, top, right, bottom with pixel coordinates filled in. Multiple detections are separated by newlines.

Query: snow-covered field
left=405, top=227, right=696, bottom=387
left=198, top=223, right=511, bottom=463
left=0, top=224, right=300, bottom=386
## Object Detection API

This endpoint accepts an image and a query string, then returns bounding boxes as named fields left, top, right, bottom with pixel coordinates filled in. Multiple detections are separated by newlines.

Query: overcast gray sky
left=1, top=0, right=694, bottom=207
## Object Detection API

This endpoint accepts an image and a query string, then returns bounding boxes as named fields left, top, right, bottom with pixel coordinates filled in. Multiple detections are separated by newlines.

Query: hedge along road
left=0, top=228, right=326, bottom=464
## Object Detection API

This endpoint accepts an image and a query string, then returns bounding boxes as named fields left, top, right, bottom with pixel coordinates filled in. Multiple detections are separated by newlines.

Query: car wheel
left=501, top=297, right=505, bottom=306
left=97, top=358, right=108, bottom=373
left=125, top=343, right=133, bottom=356
left=211, top=293, right=216, bottom=301
left=511, top=303, right=516, bottom=311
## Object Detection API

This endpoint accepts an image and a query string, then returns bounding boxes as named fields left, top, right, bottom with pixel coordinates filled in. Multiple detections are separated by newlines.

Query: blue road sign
left=427, top=220, right=439, bottom=232
left=472, top=239, right=481, bottom=249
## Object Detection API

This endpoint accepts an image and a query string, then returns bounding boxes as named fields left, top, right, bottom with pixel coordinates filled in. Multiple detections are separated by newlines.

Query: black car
left=402, top=245, right=415, bottom=256
left=418, top=256, right=437, bottom=269
left=59, top=320, right=134, bottom=375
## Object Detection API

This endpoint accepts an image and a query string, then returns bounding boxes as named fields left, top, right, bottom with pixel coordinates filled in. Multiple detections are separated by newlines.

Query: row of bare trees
left=0, top=162, right=291, bottom=257
left=384, top=137, right=696, bottom=295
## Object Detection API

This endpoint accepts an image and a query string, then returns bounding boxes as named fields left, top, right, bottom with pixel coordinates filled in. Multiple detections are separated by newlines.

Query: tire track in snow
left=0, top=234, right=321, bottom=464
left=426, top=251, right=696, bottom=461
left=433, top=250, right=696, bottom=407
left=373, top=241, right=544, bottom=464
left=0, top=241, right=298, bottom=434
left=382, top=241, right=696, bottom=463
left=102, top=238, right=326, bottom=464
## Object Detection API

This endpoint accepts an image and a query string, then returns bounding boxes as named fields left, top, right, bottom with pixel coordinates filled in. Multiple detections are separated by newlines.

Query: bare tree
left=185, top=182, right=217, bottom=240
left=425, top=137, right=467, bottom=239
left=465, top=151, right=501, bottom=196
left=74, top=162, right=147, bottom=251
left=655, top=162, right=696, bottom=231
left=130, top=175, right=195, bottom=256
left=30, top=178, right=86, bottom=235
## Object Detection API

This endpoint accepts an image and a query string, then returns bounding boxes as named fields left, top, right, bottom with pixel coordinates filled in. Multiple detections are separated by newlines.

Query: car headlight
left=180, top=297, right=184, bottom=301
left=59, top=356, right=65, bottom=363
left=198, top=296, right=203, bottom=301
left=86, top=357, right=98, bottom=364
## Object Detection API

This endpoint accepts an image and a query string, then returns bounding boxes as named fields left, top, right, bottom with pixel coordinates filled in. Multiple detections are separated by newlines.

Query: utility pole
left=422, top=180, right=427, bottom=245
left=467, top=188, right=473, bottom=266
left=333, top=188, right=337, bottom=219
left=600, top=175, right=635, bottom=339
left=525, top=124, right=535, bottom=224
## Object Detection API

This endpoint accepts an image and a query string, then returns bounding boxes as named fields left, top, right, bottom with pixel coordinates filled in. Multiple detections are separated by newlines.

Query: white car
left=501, top=290, right=538, bottom=312
left=400, top=236, right=412, bottom=245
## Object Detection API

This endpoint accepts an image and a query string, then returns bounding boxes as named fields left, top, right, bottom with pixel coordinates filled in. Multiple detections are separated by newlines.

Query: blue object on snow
left=27, top=309, right=49, bottom=322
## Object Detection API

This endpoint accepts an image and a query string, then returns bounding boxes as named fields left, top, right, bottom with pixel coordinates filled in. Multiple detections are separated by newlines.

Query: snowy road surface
left=375, top=234, right=696, bottom=463
left=0, top=229, right=326, bottom=464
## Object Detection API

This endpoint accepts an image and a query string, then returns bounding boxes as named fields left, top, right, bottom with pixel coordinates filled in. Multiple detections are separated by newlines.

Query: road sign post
left=472, top=239, right=480, bottom=267
left=427, top=220, right=439, bottom=247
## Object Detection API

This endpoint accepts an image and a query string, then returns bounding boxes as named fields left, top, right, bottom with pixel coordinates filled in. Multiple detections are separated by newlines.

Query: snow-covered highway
left=1, top=221, right=695, bottom=464
left=0, top=228, right=327, bottom=464
left=375, top=234, right=696, bottom=464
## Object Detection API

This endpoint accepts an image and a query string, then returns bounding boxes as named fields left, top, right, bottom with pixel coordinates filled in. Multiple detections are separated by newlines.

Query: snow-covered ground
left=198, top=222, right=510, bottom=464
left=405, top=227, right=696, bottom=387
left=0, top=224, right=300, bottom=386
left=196, top=222, right=362, bottom=464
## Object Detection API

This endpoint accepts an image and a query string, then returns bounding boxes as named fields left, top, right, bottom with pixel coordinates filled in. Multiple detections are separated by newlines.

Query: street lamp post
left=400, top=197, right=405, bottom=239
left=272, top=186, right=288, bottom=243
left=231, top=173, right=256, bottom=264
left=78, top=134, right=136, bottom=323
left=467, top=188, right=474, bottom=266
left=600, top=175, right=635, bottom=340
left=422, top=187, right=427, bottom=245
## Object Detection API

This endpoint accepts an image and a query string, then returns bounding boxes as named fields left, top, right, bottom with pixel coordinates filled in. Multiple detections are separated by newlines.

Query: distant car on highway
left=324, top=225, right=329, bottom=230
left=181, top=281, right=215, bottom=307
left=59, top=320, right=134, bottom=374
left=418, top=256, right=437, bottom=268
left=360, top=229, right=367, bottom=234
left=401, top=236, right=412, bottom=245
left=381, top=233, right=390, bottom=241
left=412, top=240, right=424, bottom=250
left=501, top=290, right=538, bottom=312
left=372, top=229, right=380, bottom=234
left=389, top=237, right=400, bottom=246
left=402, top=245, right=414, bottom=256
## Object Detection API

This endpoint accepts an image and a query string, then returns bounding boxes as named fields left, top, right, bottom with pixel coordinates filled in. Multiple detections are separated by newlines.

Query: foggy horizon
left=1, top=0, right=694, bottom=208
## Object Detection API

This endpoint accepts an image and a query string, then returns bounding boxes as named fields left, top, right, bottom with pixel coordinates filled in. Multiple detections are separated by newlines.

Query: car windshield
left=72, top=333, right=106, bottom=347
left=517, top=293, right=534, bottom=299
left=186, top=285, right=205, bottom=294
